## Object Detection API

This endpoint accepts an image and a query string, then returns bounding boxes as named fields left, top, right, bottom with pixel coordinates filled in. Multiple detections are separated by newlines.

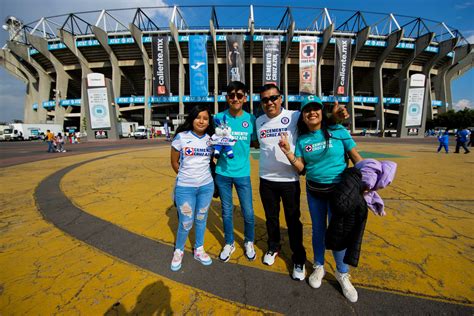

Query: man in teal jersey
left=214, top=81, right=258, bottom=262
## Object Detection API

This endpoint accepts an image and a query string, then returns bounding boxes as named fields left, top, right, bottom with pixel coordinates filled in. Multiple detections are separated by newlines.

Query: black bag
left=306, top=180, right=335, bottom=199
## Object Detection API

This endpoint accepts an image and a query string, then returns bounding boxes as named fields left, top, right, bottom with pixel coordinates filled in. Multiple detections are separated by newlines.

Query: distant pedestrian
left=437, top=130, right=449, bottom=153
left=46, top=130, right=55, bottom=153
left=454, top=128, right=471, bottom=154
left=467, top=129, right=473, bottom=147
left=55, top=133, right=66, bottom=152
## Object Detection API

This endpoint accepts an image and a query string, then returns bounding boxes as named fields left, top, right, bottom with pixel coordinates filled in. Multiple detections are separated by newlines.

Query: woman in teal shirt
left=278, top=95, right=363, bottom=303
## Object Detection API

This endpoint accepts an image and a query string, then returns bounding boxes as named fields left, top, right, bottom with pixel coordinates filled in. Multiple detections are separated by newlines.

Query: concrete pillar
left=26, top=34, right=72, bottom=126
left=317, top=24, right=334, bottom=96
left=249, top=22, right=255, bottom=113
left=373, top=29, right=403, bottom=137
left=0, top=49, right=39, bottom=123
left=283, top=21, right=295, bottom=109
left=169, top=22, right=185, bottom=121
left=129, top=24, right=152, bottom=127
left=348, top=26, right=370, bottom=133
left=445, top=44, right=473, bottom=110
left=422, top=38, right=458, bottom=119
left=397, top=32, right=434, bottom=138
left=7, top=41, right=51, bottom=122
left=209, top=20, right=219, bottom=114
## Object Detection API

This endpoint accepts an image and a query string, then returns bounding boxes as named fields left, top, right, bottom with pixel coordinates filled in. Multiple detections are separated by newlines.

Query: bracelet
left=289, top=156, right=297, bottom=164
left=283, top=150, right=293, bottom=156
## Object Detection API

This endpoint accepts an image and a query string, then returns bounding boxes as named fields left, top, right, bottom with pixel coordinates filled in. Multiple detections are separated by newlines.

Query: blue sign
left=432, top=100, right=443, bottom=106
left=77, top=39, right=100, bottom=47
left=60, top=99, right=81, bottom=106
left=189, top=35, right=209, bottom=97
left=42, top=100, right=56, bottom=108
left=32, top=103, right=38, bottom=110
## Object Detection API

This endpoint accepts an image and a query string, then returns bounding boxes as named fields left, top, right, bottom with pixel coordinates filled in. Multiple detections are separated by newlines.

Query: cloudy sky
left=0, top=0, right=472, bottom=121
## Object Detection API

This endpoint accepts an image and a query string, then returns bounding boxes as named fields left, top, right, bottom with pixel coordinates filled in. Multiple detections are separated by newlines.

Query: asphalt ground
left=0, top=137, right=473, bottom=314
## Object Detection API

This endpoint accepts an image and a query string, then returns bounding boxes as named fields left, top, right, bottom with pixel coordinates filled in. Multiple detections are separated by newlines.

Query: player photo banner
left=333, top=38, right=352, bottom=97
left=152, top=36, right=171, bottom=96
left=226, top=35, right=245, bottom=84
left=299, top=36, right=318, bottom=95
left=189, top=35, right=209, bottom=97
left=263, top=35, right=281, bottom=87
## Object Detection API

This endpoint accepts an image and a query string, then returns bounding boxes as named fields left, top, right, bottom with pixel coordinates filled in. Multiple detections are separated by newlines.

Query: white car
left=134, top=126, right=148, bottom=139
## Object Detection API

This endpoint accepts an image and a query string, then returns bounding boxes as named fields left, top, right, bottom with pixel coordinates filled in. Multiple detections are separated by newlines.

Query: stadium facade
left=0, top=5, right=472, bottom=138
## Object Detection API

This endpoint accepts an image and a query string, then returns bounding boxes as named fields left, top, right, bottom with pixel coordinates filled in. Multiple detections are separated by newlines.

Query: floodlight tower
left=2, top=16, right=23, bottom=42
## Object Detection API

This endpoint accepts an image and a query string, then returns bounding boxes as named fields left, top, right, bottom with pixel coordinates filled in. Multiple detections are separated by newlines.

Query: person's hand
left=332, top=100, right=350, bottom=120
left=278, top=132, right=291, bottom=154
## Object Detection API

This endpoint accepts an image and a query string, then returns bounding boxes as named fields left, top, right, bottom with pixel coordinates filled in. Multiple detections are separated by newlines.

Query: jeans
left=47, top=141, right=54, bottom=152
left=260, top=178, right=306, bottom=264
left=437, top=143, right=448, bottom=153
left=174, top=181, right=214, bottom=251
left=215, top=174, right=254, bottom=244
left=306, top=189, right=349, bottom=273
left=455, top=141, right=470, bottom=153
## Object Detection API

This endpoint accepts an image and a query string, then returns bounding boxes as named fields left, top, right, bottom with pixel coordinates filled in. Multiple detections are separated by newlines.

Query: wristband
left=290, top=156, right=297, bottom=164
left=284, top=150, right=293, bottom=156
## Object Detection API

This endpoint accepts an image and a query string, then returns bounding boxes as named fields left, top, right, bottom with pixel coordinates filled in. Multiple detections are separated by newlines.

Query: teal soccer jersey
left=295, top=125, right=356, bottom=184
left=214, top=110, right=256, bottom=177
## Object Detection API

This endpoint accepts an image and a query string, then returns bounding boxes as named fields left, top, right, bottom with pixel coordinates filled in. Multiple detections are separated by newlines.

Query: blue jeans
left=306, top=189, right=349, bottom=273
left=47, top=141, right=54, bottom=152
left=215, top=174, right=255, bottom=244
left=174, top=181, right=214, bottom=251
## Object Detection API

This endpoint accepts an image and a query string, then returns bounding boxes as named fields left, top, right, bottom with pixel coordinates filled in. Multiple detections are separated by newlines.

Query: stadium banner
left=189, top=35, right=209, bottom=97
left=226, top=35, right=245, bottom=84
left=405, top=87, right=425, bottom=127
left=333, top=37, right=352, bottom=97
left=299, top=36, right=318, bottom=95
left=87, top=87, right=111, bottom=129
left=152, top=35, right=171, bottom=96
left=263, top=35, right=281, bottom=87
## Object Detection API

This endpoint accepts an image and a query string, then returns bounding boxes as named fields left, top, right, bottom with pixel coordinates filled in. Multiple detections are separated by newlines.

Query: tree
left=427, top=109, right=474, bottom=130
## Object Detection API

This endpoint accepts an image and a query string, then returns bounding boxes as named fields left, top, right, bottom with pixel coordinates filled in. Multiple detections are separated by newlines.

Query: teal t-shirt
left=295, top=125, right=356, bottom=184
left=215, top=109, right=256, bottom=177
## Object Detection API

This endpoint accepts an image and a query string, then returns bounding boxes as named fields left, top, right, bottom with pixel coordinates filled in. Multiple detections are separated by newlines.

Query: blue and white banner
left=299, top=36, right=317, bottom=95
left=189, top=35, right=209, bottom=97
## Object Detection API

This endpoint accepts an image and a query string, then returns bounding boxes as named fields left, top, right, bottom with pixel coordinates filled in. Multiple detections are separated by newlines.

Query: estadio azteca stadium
left=1, top=5, right=472, bottom=138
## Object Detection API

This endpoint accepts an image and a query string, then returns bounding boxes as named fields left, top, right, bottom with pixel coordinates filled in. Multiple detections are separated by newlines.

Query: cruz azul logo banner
left=189, top=35, right=209, bottom=97
left=299, top=36, right=318, bottom=95
left=333, top=38, right=352, bottom=97
left=263, top=35, right=281, bottom=87
left=226, top=35, right=245, bottom=84
left=152, top=36, right=171, bottom=96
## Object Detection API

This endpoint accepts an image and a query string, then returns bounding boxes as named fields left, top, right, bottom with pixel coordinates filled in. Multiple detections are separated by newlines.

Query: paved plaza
left=0, top=138, right=473, bottom=314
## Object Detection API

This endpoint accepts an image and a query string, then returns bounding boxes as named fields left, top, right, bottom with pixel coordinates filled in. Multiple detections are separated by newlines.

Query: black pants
left=259, top=178, right=306, bottom=265
left=455, top=141, right=470, bottom=153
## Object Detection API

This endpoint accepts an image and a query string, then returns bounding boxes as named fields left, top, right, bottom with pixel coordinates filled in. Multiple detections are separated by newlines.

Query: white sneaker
left=292, top=263, right=306, bottom=281
left=219, top=243, right=235, bottom=262
left=244, top=241, right=256, bottom=261
left=194, top=246, right=212, bottom=265
left=170, top=249, right=184, bottom=271
left=309, top=264, right=325, bottom=288
left=263, top=250, right=278, bottom=266
left=335, top=271, right=358, bottom=303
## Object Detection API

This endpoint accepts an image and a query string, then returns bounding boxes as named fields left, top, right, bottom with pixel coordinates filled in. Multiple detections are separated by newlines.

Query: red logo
left=305, top=145, right=313, bottom=152
left=157, top=86, right=166, bottom=95
left=337, top=86, right=345, bottom=95
left=184, top=147, right=195, bottom=156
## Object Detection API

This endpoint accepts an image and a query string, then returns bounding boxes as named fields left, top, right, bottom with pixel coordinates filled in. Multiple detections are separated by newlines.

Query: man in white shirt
left=256, top=84, right=307, bottom=280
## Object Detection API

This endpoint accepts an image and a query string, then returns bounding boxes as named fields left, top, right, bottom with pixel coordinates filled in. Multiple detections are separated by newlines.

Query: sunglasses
left=261, top=95, right=281, bottom=104
left=228, top=92, right=245, bottom=100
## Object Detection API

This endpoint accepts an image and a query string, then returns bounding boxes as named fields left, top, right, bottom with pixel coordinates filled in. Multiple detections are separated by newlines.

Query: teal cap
left=300, top=95, right=323, bottom=111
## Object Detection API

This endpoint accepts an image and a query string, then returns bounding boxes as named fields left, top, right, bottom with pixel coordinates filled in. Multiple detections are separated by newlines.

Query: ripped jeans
left=174, top=181, right=214, bottom=251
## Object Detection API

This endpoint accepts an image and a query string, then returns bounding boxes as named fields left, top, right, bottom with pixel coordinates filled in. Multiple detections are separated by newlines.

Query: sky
left=0, top=0, right=473, bottom=122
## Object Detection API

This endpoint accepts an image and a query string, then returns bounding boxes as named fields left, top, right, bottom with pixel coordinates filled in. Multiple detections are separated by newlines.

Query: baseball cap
left=300, top=95, right=324, bottom=111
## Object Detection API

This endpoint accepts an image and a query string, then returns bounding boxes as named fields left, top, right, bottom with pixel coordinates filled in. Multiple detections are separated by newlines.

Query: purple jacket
left=355, top=159, right=397, bottom=216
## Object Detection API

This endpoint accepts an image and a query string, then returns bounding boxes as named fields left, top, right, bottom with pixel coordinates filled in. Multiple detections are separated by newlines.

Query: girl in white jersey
left=170, top=105, right=215, bottom=271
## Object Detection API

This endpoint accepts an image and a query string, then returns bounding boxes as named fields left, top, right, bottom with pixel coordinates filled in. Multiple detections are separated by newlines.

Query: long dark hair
left=174, top=104, right=215, bottom=138
left=297, top=104, right=332, bottom=151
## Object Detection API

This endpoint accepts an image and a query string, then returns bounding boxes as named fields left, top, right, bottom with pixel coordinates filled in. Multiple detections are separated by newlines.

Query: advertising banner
left=87, top=87, right=111, bottom=129
left=152, top=35, right=171, bottom=96
left=226, top=35, right=245, bottom=84
left=263, top=35, right=281, bottom=87
left=189, top=35, right=209, bottom=97
left=405, top=87, right=425, bottom=127
left=333, top=38, right=352, bottom=96
left=299, top=36, right=318, bottom=95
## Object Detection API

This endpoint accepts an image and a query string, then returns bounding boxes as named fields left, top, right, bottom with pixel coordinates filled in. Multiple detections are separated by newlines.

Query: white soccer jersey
left=256, top=109, right=300, bottom=182
left=172, top=131, right=213, bottom=187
